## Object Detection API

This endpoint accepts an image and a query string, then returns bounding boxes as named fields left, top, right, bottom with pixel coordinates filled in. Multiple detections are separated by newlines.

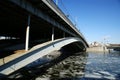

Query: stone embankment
left=87, top=46, right=109, bottom=52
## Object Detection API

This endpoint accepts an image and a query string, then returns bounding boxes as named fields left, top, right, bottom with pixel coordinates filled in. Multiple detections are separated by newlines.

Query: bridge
left=0, top=0, right=88, bottom=78
left=106, top=44, right=120, bottom=51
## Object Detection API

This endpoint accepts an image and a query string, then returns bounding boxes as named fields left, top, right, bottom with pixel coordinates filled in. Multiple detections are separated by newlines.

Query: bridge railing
left=42, top=0, right=84, bottom=38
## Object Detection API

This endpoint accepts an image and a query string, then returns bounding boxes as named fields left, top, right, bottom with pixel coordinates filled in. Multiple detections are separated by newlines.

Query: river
left=35, top=51, right=120, bottom=80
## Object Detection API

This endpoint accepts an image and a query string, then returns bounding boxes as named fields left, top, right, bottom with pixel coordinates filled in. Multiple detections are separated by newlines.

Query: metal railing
left=42, top=0, right=88, bottom=45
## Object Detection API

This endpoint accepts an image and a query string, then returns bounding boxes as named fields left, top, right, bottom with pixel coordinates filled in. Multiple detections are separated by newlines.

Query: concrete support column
left=63, top=32, right=65, bottom=38
left=52, top=27, right=54, bottom=41
left=25, top=15, right=31, bottom=51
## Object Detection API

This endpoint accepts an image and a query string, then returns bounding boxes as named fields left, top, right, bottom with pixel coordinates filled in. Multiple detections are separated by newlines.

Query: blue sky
left=54, top=0, right=120, bottom=44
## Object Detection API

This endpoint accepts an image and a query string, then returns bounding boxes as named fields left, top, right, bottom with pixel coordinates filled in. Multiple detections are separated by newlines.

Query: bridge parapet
left=42, top=0, right=88, bottom=47
left=42, top=0, right=85, bottom=39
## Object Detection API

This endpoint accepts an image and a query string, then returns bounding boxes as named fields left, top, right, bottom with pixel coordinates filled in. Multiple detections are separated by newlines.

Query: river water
left=35, top=51, right=120, bottom=80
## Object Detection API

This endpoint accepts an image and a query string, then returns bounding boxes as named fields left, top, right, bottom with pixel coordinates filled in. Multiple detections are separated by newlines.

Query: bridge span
left=0, top=37, right=87, bottom=78
left=106, top=44, right=120, bottom=51
left=0, top=0, right=88, bottom=78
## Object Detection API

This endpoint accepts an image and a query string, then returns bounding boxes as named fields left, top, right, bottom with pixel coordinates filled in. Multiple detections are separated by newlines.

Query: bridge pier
left=52, top=27, right=54, bottom=41
left=25, top=15, right=31, bottom=51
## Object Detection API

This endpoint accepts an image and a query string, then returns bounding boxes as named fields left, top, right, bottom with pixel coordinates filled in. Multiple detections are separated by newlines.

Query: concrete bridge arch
left=0, top=37, right=86, bottom=78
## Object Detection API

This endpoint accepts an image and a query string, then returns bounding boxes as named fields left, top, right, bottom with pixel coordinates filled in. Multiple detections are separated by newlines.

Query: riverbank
left=86, top=46, right=110, bottom=52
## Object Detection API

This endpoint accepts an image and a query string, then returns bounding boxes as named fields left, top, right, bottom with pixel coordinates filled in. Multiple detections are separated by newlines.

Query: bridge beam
left=8, top=0, right=76, bottom=37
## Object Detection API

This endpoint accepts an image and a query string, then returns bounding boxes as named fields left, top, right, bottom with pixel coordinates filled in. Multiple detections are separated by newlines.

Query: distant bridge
left=0, top=0, right=88, bottom=78
left=106, top=44, right=120, bottom=51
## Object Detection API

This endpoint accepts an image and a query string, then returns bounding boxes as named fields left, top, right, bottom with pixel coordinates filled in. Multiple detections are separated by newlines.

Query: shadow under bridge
left=0, top=0, right=88, bottom=54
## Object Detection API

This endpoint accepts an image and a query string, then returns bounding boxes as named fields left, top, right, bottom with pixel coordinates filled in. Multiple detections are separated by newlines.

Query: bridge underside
left=0, top=0, right=88, bottom=59
left=0, top=1, right=70, bottom=40
left=0, top=0, right=74, bottom=58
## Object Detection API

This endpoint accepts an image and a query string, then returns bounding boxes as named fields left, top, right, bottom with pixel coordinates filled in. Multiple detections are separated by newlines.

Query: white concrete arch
left=0, top=37, right=86, bottom=78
